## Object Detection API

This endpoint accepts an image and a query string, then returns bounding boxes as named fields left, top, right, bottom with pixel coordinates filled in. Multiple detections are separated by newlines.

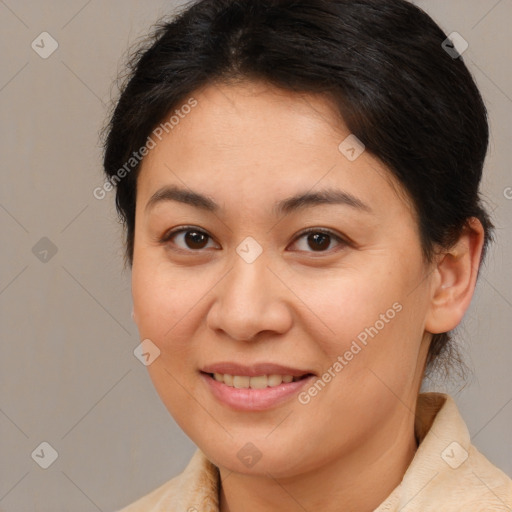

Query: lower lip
left=200, top=372, right=315, bottom=411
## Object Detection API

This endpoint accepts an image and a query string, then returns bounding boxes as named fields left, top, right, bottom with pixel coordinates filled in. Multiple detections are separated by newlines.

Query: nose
left=205, top=251, right=293, bottom=342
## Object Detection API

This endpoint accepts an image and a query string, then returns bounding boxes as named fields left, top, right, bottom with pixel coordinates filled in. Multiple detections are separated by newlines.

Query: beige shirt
left=118, top=392, right=512, bottom=511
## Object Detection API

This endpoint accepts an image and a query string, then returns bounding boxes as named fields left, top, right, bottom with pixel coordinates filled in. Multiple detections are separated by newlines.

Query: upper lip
left=201, top=362, right=315, bottom=377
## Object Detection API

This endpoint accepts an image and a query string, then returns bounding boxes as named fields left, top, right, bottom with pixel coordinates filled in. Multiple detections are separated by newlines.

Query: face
left=131, top=80, right=434, bottom=478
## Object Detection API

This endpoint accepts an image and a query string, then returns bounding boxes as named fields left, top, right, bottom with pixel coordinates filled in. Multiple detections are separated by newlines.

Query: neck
left=218, top=409, right=419, bottom=512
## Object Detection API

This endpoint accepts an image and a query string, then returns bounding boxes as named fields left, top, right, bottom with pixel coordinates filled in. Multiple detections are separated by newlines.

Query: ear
left=425, top=217, right=486, bottom=334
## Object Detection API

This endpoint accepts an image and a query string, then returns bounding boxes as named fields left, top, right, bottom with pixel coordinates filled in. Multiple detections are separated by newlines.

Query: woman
left=104, top=0, right=512, bottom=510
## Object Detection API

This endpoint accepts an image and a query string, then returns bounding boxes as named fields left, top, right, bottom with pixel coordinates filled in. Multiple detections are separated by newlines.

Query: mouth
left=199, top=363, right=316, bottom=411
left=201, top=371, right=312, bottom=389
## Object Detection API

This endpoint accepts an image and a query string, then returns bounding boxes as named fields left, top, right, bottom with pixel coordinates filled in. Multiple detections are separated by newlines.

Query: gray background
left=0, top=1, right=510, bottom=510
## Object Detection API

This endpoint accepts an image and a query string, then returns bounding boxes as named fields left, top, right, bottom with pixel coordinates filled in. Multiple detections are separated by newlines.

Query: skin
left=131, top=79, right=485, bottom=512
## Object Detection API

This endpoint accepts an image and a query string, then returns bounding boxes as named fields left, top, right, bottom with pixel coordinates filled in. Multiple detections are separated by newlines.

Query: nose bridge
left=229, top=249, right=268, bottom=307
left=206, top=246, right=291, bottom=340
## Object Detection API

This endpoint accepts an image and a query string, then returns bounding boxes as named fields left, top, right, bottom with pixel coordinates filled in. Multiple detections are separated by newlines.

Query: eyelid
left=287, top=227, right=350, bottom=252
left=160, top=225, right=350, bottom=253
left=160, top=225, right=219, bottom=248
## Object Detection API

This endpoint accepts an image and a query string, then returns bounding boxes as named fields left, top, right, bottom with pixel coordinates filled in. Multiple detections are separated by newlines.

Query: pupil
left=185, top=231, right=208, bottom=249
left=309, top=233, right=330, bottom=251
left=182, top=231, right=331, bottom=251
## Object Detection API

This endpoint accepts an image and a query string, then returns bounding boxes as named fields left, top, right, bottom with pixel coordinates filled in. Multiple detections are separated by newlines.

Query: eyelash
left=159, top=226, right=350, bottom=255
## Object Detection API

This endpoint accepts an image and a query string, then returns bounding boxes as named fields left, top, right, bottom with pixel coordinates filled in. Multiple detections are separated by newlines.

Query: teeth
left=211, top=373, right=301, bottom=388
left=248, top=375, right=268, bottom=389
left=233, top=376, right=250, bottom=388
left=267, top=374, right=283, bottom=386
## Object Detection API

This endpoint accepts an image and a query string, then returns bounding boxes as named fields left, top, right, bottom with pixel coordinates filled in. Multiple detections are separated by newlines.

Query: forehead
left=136, top=80, right=415, bottom=220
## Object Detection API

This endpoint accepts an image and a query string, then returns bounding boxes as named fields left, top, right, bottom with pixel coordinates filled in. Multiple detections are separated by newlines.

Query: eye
left=289, top=228, right=348, bottom=254
left=160, top=226, right=218, bottom=252
left=160, top=226, right=349, bottom=254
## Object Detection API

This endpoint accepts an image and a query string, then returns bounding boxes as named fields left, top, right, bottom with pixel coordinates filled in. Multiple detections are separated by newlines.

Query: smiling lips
left=211, top=373, right=297, bottom=389
left=200, top=362, right=315, bottom=411
left=202, top=362, right=314, bottom=377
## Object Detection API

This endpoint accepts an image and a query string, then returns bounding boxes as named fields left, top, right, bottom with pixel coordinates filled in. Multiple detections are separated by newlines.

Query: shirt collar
left=175, top=392, right=497, bottom=511
left=375, top=392, right=469, bottom=510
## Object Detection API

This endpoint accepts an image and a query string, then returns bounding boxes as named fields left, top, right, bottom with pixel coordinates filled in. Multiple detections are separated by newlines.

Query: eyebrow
left=144, top=184, right=373, bottom=216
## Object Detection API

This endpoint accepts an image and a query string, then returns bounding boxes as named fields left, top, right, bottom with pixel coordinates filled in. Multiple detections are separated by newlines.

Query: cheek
left=131, top=258, right=207, bottom=418
left=296, top=258, right=428, bottom=391
left=288, top=263, right=410, bottom=353
left=131, top=255, right=220, bottom=360
left=132, top=256, right=189, bottom=342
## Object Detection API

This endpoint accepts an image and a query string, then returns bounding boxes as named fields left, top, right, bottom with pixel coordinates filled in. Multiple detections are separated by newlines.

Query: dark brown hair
left=103, top=0, right=493, bottom=376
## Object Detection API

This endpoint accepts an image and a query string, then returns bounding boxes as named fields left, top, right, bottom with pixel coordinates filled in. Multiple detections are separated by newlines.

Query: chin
left=195, top=433, right=321, bottom=479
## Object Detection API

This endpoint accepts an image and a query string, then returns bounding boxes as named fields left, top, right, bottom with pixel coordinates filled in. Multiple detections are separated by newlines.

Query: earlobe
left=425, top=218, right=485, bottom=334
